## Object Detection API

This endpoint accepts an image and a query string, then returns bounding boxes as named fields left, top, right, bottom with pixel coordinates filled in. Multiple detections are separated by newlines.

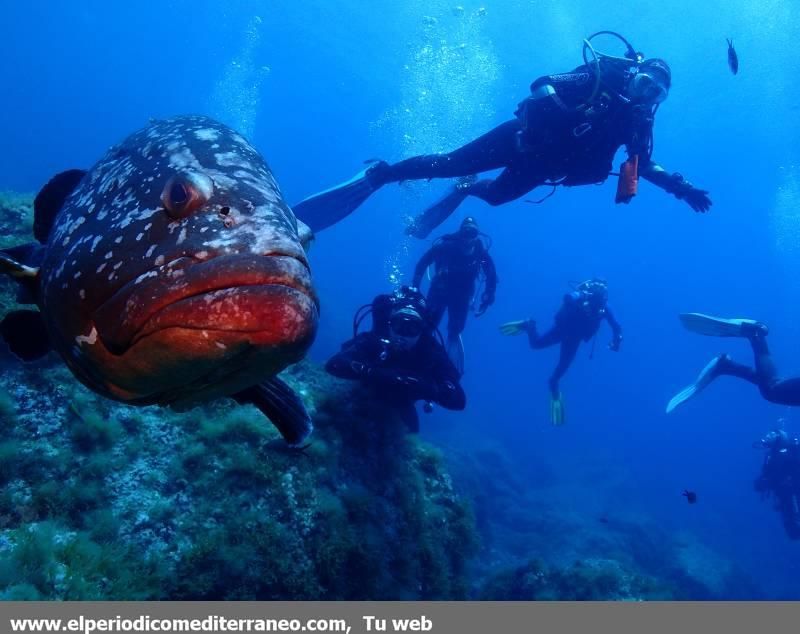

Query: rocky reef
left=0, top=357, right=480, bottom=600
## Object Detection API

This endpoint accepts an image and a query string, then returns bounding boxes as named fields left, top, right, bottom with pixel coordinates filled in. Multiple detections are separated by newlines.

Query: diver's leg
left=378, top=120, right=521, bottom=184
left=445, top=291, right=470, bottom=374
left=527, top=322, right=562, bottom=350
left=747, top=333, right=800, bottom=405
left=466, top=163, right=545, bottom=206
left=425, top=279, right=448, bottom=328
left=549, top=337, right=580, bottom=396
left=447, top=291, right=470, bottom=341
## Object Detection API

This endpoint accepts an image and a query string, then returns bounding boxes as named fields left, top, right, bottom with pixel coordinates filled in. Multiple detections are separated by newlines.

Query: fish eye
left=161, top=172, right=214, bottom=219
left=219, top=206, right=230, bottom=216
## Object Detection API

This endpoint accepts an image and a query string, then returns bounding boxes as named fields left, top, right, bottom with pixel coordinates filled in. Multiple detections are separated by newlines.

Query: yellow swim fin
left=550, top=392, right=565, bottom=426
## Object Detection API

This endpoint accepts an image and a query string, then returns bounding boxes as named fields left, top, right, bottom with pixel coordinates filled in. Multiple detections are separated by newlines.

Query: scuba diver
left=325, top=286, right=466, bottom=432
left=666, top=314, right=800, bottom=413
left=499, top=278, right=623, bottom=425
left=411, top=216, right=497, bottom=374
left=754, top=429, right=800, bottom=540
left=293, top=32, right=711, bottom=237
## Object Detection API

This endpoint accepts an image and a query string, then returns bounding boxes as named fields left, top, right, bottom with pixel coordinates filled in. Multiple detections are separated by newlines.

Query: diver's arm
left=639, top=160, right=712, bottom=213
left=361, top=364, right=460, bottom=407
left=427, top=346, right=467, bottom=410
left=412, top=245, right=440, bottom=289
left=325, top=335, right=376, bottom=379
left=605, top=306, right=623, bottom=352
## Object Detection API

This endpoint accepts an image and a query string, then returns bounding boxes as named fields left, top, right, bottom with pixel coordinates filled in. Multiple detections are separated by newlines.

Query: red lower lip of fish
left=130, top=284, right=317, bottom=349
left=94, top=255, right=317, bottom=354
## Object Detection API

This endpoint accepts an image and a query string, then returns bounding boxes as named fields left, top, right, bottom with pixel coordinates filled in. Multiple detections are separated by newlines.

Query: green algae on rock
left=0, top=359, right=477, bottom=599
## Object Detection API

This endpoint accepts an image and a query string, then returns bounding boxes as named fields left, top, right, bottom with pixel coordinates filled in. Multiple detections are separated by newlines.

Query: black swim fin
left=233, top=377, right=313, bottom=446
left=292, top=163, right=384, bottom=232
left=406, top=176, right=476, bottom=239
left=1, top=310, right=52, bottom=361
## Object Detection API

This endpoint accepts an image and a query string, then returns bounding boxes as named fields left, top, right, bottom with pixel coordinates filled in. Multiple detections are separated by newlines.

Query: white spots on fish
left=73, top=272, right=82, bottom=280
left=177, top=227, right=188, bottom=245
left=215, top=342, right=227, bottom=350
left=53, top=260, right=66, bottom=281
left=87, top=203, right=96, bottom=214
left=169, top=147, right=200, bottom=171
left=79, top=289, right=86, bottom=300
left=135, top=270, right=158, bottom=285
left=144, top=222, right=153, bottom=231
left=203, top=169, right=237, bottom=191
left=154, top=255, right=165, bottom=266
left=104, top=251, right=113, bottom=260
left=114, top=236, right=123, bottom=244
left=90, top=236, right=103, bottom=253
left=107, top=272, right=116, bottom=281
left=195, top=251, right=209, bottom=260
left=75, top=327, right=98, bottom=346
left=231, top=133, right=253, bottom=150
left=195, top=128, right=220, bottom=142
left=113, top=262, right=123, bottom=270
left=136, top=233, right=144, bottom=241
left=145, top=245, right=157, bottom=258
left=97, top=263, right=107, bottom=274
left=214, top=151, right=246, bottom=168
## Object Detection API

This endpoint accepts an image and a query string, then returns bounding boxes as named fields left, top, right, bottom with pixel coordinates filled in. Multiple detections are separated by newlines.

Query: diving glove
left=550, top=392, right=566, bottom=426
left=669, top=173, right=711, bottom=213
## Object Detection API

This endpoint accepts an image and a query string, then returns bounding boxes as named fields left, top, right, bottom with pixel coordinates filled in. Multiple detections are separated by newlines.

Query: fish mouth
left=93, top=253, right=318, bottom=355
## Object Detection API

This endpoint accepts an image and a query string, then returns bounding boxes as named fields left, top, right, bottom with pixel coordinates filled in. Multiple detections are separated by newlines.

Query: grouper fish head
left=36, top=115, right=318, bottom=406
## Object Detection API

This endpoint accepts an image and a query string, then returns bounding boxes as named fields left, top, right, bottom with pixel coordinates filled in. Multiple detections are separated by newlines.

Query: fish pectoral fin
left=0, top=246, right=40, bottom=280
left=33, top=169, right=87, bottom=243
left=233, top=377, right=313, bottom=447
left=0, top=310, right=52, bottom=361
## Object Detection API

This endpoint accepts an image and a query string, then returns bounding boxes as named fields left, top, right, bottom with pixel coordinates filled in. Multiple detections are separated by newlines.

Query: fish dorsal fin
left=0, top=310, right=51, bottom=361
left=33, top=169, right=87, bottom=243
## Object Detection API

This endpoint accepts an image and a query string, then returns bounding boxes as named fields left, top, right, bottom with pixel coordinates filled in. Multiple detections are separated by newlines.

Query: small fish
left=726, top=38, right=739, bottom=75
left=682, top=490, right=698, bottom=504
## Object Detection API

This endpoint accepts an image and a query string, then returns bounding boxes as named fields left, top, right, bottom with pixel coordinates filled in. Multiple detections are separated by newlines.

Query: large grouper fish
left=0, top=115, right=318, bottom=446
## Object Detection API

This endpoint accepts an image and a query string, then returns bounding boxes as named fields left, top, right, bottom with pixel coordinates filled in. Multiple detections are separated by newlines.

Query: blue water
left=2, top=0, right=800, bottom=597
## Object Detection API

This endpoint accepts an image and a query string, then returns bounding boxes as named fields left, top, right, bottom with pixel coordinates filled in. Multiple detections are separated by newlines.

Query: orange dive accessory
left=615, top=154, right=639, bottom=204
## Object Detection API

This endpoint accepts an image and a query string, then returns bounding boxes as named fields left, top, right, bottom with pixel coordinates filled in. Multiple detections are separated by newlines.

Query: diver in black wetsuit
left=667, top=315, right=800, bottom=413
left=754, top=429, right=800, bottom=540
left=500, top=279, right=623, bottom=425
left=325, top=286, right=466, bottom=432
left=293, top=32, right=711, bottom=237
left=411, top=217, right=497, bottom=374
